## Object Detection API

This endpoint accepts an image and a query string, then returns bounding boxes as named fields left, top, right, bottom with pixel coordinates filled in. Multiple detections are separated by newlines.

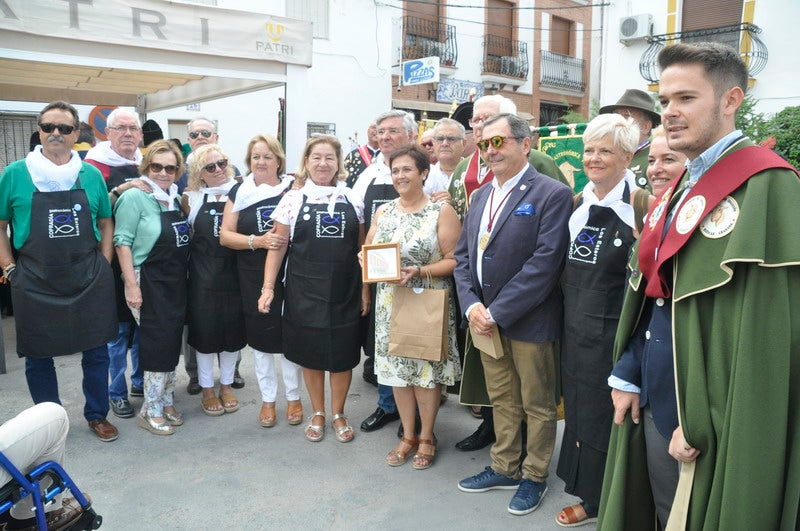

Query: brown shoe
left=88, top=418, right=119, bottom=442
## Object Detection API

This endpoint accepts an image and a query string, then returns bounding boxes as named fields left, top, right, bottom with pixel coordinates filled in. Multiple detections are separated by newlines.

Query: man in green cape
left=599, top=42, right=800, bottom=530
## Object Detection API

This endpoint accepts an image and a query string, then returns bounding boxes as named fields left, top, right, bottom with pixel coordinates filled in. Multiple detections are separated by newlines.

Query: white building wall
left=596, top=0, right=800, bottom=119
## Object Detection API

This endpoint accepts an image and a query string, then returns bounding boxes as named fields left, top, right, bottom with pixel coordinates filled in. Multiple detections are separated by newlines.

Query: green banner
left=538, top=134, right=587, bottom=192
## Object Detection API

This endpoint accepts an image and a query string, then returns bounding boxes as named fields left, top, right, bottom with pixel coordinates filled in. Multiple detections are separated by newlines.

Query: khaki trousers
left=481, top=336, right=556, bottom=482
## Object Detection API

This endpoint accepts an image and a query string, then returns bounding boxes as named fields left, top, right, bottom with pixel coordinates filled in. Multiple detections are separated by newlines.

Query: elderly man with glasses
left=0, top=101, right=118, bottom=442
left=85, top=108, right=151, bottom=420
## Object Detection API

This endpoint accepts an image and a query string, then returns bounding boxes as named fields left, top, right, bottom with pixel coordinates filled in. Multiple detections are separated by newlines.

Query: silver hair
left=433, top=117, right=465, bottom=138
left=374, top=110, right=418, bottom=136
left=583, top=114, right=640, bottom=155
left=106, top=108, right=141, bottom=129
left=483, top=113, right=531, bottom=140
left=187, top=116, right=218, bottom=133
left=474, top=94, right=517, bottom=115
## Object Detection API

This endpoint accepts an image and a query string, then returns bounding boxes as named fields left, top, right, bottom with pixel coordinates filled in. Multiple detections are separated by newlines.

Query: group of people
left=1, top=41, right=798, bottom=530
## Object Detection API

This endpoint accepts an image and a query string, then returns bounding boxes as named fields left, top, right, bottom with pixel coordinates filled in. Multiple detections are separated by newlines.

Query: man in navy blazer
left=454, top=113, right=572, bottom=516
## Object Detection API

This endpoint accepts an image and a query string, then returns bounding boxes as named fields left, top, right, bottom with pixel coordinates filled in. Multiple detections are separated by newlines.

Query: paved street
left=0, top=315, right=597, bottom=530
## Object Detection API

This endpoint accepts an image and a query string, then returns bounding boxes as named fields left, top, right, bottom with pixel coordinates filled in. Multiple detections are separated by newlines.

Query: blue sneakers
left=507, top=479, right=548, bottom=515
left=458, top=466, right=520, bottom=493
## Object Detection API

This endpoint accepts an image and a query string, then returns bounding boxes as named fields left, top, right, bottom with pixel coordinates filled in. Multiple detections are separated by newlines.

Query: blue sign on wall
left=402, top=56, right=440, bottom=86
left=435, top=78, right=485, bottom=104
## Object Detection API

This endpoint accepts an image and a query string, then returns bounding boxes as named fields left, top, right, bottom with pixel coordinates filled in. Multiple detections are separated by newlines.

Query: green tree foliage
left=735, top=93, right=769, bottom=141
left=764, top=106, right=800, bottom=169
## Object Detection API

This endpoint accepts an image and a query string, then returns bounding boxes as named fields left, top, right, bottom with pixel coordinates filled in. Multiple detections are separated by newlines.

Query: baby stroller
left=0, top=450, right=101, bottom=530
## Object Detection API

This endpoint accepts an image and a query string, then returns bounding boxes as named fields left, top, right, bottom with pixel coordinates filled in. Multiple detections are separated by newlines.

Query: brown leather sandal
left=201, top=396, right=224, bottom=416
left=219, top=392, right=239, bottom=413
left=386, top=436, right=420, bottom=467
left=555, top=503, right=598, bottom=527
left=259, top=403, right=277, bottom=427
left=286, top=400, right=303, bottom=425
left=412, top=437, right=437, bottom=470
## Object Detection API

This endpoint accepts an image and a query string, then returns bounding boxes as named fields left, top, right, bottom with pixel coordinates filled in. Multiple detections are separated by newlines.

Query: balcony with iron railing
left=540, top=50, right=585, bottom=92
left=402, top=16, right=458, bottom=68
left=639, top=23, right=768, bottom=83
left=482, top=35, right=529, bottom=84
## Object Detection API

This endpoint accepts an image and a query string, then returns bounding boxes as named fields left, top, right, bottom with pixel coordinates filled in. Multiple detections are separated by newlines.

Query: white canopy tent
left=0, top=0, right=312, bottom=159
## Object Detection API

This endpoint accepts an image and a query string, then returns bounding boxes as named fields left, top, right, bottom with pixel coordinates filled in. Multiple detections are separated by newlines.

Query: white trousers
left=0, top=402, right=68, bottom=519
left=253, top=350, right=302, bottom=402
left=197, top=350, right=239, bottom=388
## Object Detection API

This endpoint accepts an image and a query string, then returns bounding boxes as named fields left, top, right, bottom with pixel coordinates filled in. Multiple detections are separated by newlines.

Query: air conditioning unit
left=619, top=14, right=653, bottom=44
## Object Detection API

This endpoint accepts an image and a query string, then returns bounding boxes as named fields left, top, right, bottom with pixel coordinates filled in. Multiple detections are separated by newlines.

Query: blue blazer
left=454, top=164, right=573, bottom=342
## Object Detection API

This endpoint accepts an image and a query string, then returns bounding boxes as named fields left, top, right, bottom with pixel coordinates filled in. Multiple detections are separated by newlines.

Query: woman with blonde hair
left=220, top=134, right=303, bottom=427
left=258, top=135, right=367, bottom=443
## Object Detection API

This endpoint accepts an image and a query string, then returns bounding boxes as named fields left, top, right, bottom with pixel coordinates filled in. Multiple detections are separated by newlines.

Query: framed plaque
left=362, top=242, right=402, bottom=283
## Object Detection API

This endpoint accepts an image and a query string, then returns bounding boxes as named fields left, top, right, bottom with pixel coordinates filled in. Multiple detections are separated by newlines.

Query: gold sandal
left=305, top=411, right=326, bottom=442
left=331, top=413, right=354, bottom=443
left=412, top=437, right=437, bottom=470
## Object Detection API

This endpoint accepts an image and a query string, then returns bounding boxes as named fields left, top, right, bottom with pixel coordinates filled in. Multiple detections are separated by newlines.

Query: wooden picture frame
left=362, top=242, right=402, bottom=283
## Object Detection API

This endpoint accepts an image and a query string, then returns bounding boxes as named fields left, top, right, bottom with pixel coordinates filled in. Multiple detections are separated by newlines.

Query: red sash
left=357, top=145, right=374, bottom=167
left=638, top=146, right=797, bottom=298
left=464, top=151, right=492, bottom=201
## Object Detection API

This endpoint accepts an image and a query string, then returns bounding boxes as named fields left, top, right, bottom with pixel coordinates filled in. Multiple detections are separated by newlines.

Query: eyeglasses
left=468, top=115, right=491, bottom=127
left=202, top=159, right=228, bottom=173
left=148, top=162, right=179, bottom=175
left=477, top=136, right=520, bottom=152
left=189, top=129, right=214, bottom=139
left=421, top=141, right=433, bottom=148
left=434, top=135, right=463, bottom=143
left=107, top=125, right=141, bottom=133
left=39, top=123, right=76, bottom=135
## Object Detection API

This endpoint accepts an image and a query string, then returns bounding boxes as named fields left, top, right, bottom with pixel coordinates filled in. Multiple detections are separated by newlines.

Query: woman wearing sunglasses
left=219, top=134, right=303, bottom=428
left=114, top=140, right=189, bottom=435
left=182, top=144, right=246, bottom=417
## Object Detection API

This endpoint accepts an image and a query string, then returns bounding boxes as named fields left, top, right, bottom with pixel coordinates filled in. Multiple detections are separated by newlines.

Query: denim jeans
left=377, top=384, right=397, bottom=413
left=107, top=322, right=142, bottom=400
left=24, top=344, right=111, bottom=421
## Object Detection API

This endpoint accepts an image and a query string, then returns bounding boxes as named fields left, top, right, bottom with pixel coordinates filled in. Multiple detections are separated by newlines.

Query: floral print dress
left=374, top=199, right=461, bottom=388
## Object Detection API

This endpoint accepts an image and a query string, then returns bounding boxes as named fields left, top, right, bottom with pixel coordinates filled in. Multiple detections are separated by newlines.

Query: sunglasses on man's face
left=202, top=159, right=228, bottom=173
left=148, top=163, right=179, bottom=175
left=189, top=129, right=214, bottom=139
left=477, top=136, right=519, bottom=152
left=39, top=123, right=76, bottom=135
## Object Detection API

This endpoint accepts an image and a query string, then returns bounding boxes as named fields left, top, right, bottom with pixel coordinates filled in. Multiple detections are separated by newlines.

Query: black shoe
left=186, top=377, right=201, bottom=395
left=360, top=407, right=400, bottom=432
left=397, top=415, right=422, bottom=438
left=455, top=421, right=496, bottom=451
left=110, top=398, right=134, bottom=418
left=231, top=371, right=245, bottom=389
left=129, top=385, right=144, bottom=397
left=362, top=371, right=378, bottom=387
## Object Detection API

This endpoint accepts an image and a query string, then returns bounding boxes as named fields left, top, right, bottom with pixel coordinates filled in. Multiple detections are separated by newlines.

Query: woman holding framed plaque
left=364, top=144, right=461, bottom=470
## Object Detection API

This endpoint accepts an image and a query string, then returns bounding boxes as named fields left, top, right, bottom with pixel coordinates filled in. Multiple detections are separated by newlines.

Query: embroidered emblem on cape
left=675, top=195, right=706, bottom=235
left=568, top=225, right=606, bottom=265
left=48, top=208, right=80, bottom=239
left=699, top=196, right=739, bottom=239
left=648, top=188, right=671, bottom=230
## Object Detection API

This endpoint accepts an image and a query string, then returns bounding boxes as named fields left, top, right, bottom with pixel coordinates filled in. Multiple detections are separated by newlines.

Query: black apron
left=106, top=164, right=139, bottom=322
left=232, top=182, right=291, bottom=352
left=137, top=199, right=190, bottom=372
left=282, top=195, right=361, bottom=372
left=12, top=175, right=116, bottom=358
left=557, top=184, right=636, bottom=505
left=187, top=193, right=246, bottom=353
left=361, top=177, right=399, bottom=358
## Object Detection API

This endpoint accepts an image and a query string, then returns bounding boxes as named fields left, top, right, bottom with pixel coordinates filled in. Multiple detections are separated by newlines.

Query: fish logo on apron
left=256, top=205, right=276, bottom=233
left=172, top=220, right=191, bottom=247
left=48, top=207, right=81, bottom=239
left=568, top=225, right=606, bottom=265
left=315, top=210, right=346, bottom=238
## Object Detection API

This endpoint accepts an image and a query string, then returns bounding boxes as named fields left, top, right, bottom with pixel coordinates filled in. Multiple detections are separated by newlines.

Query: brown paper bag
left=388, top=285, right=448, bottom=362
